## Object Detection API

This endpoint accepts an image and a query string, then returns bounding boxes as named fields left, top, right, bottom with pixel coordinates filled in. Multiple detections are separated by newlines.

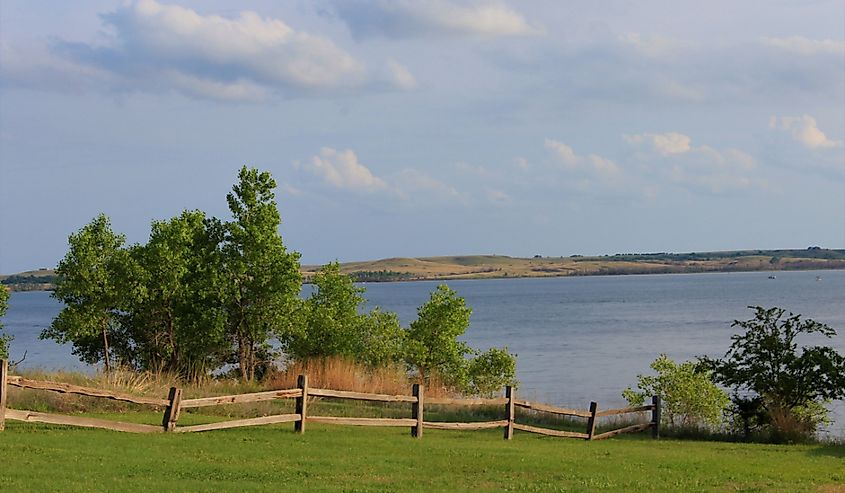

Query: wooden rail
left=309, top=388, right=417, bottom=403
left=5, top=408, right=162, bottom=433
left=180, top=389, right=301, bottom=408
left=0, top=360, right=661, bottom=441
left=177, top=414, right=301, bottom=433
left=7, top=376, right=169, bottom=406
left=514, top=399, right=593, bottom=418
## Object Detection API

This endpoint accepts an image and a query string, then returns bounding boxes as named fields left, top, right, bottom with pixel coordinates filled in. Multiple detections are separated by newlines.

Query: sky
left=0, top=0, right=843, bottom=273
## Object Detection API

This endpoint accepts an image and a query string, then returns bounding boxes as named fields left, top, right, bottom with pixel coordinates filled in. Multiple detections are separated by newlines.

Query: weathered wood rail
left=0, top=359, right=661, bottom=440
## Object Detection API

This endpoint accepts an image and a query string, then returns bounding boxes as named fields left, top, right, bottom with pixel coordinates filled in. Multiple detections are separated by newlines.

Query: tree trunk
left=102, top=318, right=111, bottom=374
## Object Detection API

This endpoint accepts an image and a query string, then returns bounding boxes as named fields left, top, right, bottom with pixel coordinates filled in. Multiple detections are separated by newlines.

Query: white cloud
left=545, top=139, right=620, bottom=177
left=769, top=115, right=842, bottom=149
left=544, top=139, right=578, bottom=169
left=760, top=36, right=845, bottom=56
left=625, top=132, right=759, bottom=194
left=332, top=0, right=541, bottom=38
left=14, top=0, right=368, bottom=101
left=385, top=60, right=417, bottom=90
left=624, top=132, right=692, bottom=155
left=303, top=148, right=388, bottom=192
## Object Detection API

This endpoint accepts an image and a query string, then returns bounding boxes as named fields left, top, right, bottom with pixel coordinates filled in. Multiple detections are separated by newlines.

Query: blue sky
left=1, top=0, right=843, bottom=273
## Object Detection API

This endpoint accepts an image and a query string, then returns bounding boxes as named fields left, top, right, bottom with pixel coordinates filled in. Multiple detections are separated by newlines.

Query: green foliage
left=221, top=166, right=302, bottom=382
left=122, top=210, right=229, bottom=376
left=467, top=347, right=517, bottom=397
left=405, top=284, right=473, bottom=388
left=623, top=354, right=729, bottom=428
left=287, top=262, right=404, bottom=368
left=42, top=214, right=131, bottom=372
left=404, top=284, right=518, bottom=395
left=702, top=306, right=845, bottom=437
left=0, top=286, right=10, bottom=359
left=41, top=168, right=302, bottom=382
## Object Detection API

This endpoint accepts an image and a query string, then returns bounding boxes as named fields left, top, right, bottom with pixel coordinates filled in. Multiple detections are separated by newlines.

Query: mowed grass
left=1, top=420, right=843, bottom=492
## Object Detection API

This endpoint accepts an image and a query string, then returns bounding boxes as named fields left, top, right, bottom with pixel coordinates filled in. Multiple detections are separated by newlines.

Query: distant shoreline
left=6, top=248, right=844, bottom=292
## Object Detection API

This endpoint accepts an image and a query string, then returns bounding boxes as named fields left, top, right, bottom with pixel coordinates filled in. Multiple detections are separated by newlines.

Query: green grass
left=1, top=420, right=843, bottom=492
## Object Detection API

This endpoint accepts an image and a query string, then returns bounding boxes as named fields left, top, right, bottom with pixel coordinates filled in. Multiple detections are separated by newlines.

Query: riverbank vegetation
left=13, top=167, right=515, bottom=398
left=625, top=307, right=845, bottom=444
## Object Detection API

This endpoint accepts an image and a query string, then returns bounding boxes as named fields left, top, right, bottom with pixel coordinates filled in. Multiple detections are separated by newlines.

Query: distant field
left=1, top=421, right=843, bottom=492
left=303, top=249, right=845, bottom=283
left=5, top=249, right=845, bottom=290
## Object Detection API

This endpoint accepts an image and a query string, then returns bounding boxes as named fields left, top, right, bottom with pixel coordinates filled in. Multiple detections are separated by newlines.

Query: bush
left=623, top=354, right=729, bottom=428
left=702, top=306, right=845, bottom=440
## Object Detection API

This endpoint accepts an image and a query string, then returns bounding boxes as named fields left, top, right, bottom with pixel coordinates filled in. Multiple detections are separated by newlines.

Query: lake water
left=4, top=269, right=844, bottom=436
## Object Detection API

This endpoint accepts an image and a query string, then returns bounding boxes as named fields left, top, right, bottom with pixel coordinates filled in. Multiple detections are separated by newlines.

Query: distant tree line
left=38, top=167, right=516, bottom=393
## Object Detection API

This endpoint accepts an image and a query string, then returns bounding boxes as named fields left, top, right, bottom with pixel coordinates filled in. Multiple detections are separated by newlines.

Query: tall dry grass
left=266, top=357, right=454, bottom=399
left=5, top=358, right=459, bottom=419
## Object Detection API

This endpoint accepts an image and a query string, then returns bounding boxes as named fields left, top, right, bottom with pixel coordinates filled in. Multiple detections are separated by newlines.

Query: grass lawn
left=1, top=420, right=843, bottom=492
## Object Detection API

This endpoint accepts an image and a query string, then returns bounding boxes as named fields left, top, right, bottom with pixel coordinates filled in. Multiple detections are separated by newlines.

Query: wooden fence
left=0, top=360, right=660, bottom=440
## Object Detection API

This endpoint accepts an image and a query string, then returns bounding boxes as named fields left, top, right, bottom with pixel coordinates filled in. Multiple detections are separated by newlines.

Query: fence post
left=586, top=401, right=598, bottom=440
left=411, top=383, right=424, bottom=438
left=295, top=374, right=308, bottom=433
left=0, top=360, right=7, bottom=432
left=504, top=385, right=514, bottom=440
left=651, top=395, right=661, bottom=439
left=162, top=386, right=183, bottom=432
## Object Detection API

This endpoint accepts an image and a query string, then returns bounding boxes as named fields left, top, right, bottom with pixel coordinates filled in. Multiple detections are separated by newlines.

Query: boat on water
left=768, top=275, right=777, bottom=279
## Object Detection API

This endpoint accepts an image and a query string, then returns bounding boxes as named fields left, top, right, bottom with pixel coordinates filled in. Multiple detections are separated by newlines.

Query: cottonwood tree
left=222, top=167, right=301, bottom=382
left=405, top=284, right=474, bottom=388
left=43, top=214, right=132, bottom=372
left=405, top=284, right=517, bottom=394
left=286, top=262, right=404, bottom=366
left=123, top=210, right=228, bottom=376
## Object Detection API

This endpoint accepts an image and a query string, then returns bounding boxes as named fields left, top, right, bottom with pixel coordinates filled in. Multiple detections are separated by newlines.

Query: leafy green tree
left=0, top=287, right=10, bottom=359
left=222, top=167, right=302, bottom=381
left=623, top=354, right=729, bottom=428
left=288, top=262, right=366, bottom=359
left=123, top=210, right=228, bottom=376
left=467, top=347, right=517, bottom=397
left=356, top=308, right=405, bottom=368
left=42, top=214, right=133, bottom=372
left=702, top=306, right=845, bottom=437
left=404, top=284, right=473, bottom=387
left=287, top=262, right=404, bottom=367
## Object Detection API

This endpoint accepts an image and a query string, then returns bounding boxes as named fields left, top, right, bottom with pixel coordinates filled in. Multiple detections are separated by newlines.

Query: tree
left=222, top=166, right=302, bottom=382
left=623, top=354, right=728, bottom=428
left=404, top=284, right=473, bottom=387
left=122, top=210, right=228, bottom=377
left=286, top=262, right=404, bottom=367
left=702, top=306, right=845, bottom=437
left=467, top=347, right=517, bottom=397
left=42, top=214, right=132, bottom=372
left=0, top=287, right=10, bottom=359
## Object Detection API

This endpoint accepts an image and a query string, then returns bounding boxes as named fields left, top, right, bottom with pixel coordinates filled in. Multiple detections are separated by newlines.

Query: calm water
left=4, top=270, right=845, bottom=435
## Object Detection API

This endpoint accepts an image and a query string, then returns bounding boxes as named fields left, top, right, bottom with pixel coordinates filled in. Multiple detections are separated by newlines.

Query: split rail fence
left=0, top=360, right=660, bottom=440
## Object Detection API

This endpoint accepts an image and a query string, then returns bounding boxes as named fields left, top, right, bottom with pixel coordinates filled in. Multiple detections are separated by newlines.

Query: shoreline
left=5, top=263, right=844, bottom=292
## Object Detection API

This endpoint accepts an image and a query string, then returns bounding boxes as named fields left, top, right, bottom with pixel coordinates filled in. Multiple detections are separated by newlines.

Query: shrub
left=623, top=354, right=729, bottom=428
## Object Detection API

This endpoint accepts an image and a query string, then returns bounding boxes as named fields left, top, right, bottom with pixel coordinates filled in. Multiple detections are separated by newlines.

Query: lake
left=4, top=269, right=845, bottom=436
